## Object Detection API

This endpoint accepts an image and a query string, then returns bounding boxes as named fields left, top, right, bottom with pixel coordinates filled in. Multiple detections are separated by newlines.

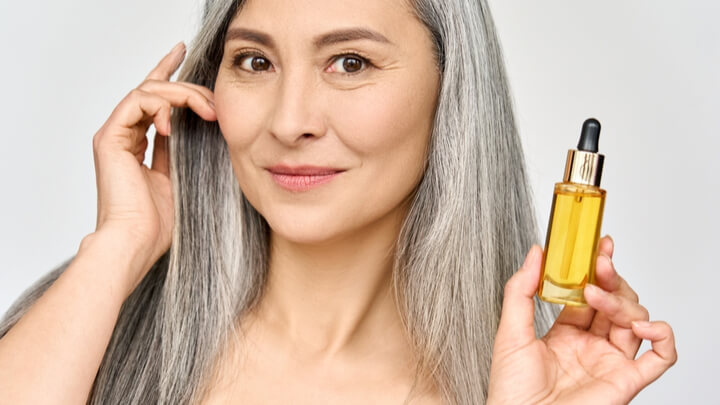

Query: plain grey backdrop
left=1, top=0, right=717, bottom=403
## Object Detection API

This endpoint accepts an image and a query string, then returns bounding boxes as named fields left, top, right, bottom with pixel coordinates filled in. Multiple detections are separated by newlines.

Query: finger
left=589, top=251, right=642, bottom=358
left=495, top=245, right=542, bottom=351
left=585, top=284, right=649, bottom=328
left=609, top=323, right=643, bottom=359
left=588, top=253, right=625, bottom=337
left=632, top=321, right=678, bottom=384
left=95, top=90, right=172, bottom=152
left=594, top=252, right=639, bottom=302
left=177, top=82, right=215, bottom=103
left=106, top=87, right=215, bottom=142
left=118, top=90, right=172, bottom=135
left=586, top=281, right=642, bottom=358
left=151, top=131, right=170, bottom=176
left=145, top=41, right=187, bottom=82
left=136, top=80, right=216, bottom=118
left=586, top=283, right=646, bottom=359
left=598, top=234, right=614, bottom=259
left=139, top=79, right=215, bottom=104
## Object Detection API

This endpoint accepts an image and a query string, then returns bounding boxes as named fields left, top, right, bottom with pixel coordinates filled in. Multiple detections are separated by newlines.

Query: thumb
left=495, top=244, right=543, bottom=350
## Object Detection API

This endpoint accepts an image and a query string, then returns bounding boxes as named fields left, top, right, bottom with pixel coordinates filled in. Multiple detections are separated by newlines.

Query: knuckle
left=629, top=301, right=650, bottom=320
left=638, top=306, right=650, bottom=321
left=619, top=277, right=640, bottom=302
left=629, top=290, right=639, bottom=302
left=127, top=88, right=145, bottom=101
left=657, top=320, right=674, bottom=335
left=138, top=79, right=154, bottom=89
left=92, top=126, right=108, bottom=150
left=194, top=94, right=209, bottom=108
left=158, top=100, right=172, bottom=115
left=140, top=79, right=162, bottom=92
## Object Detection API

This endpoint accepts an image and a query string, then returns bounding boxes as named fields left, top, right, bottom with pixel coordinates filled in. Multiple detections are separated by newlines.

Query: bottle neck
left=563, top=149, right=604, bottom=187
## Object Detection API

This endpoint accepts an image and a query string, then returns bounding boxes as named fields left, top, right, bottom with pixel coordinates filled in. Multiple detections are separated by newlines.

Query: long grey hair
left=0, top=0, right=557, bottom=403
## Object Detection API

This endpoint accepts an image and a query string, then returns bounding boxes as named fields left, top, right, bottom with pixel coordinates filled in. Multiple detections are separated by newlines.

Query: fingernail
left=584, top=283, right=606, bottom=296
left=523, top=245, right=537, bottom=268
left=632, top=320, right=651, bottom=328
left=171, top=41, right=185, bottom=54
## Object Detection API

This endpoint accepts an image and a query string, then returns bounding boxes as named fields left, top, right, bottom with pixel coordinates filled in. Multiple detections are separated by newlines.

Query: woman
left=0, top=0, right=676, bottom=403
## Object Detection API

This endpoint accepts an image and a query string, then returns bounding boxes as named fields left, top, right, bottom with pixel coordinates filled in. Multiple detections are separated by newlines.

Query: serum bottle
left=537, top=118, right=606, bottom=306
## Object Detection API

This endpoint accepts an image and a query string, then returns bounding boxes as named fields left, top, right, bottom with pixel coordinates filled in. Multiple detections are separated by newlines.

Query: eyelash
left=230, top=50, right=375, bottom=76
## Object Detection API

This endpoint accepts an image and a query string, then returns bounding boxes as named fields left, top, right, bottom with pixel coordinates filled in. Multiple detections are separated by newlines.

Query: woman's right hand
left=487, top=236, right=677, bottom=405
left=89, top=41, right=217, bottom=293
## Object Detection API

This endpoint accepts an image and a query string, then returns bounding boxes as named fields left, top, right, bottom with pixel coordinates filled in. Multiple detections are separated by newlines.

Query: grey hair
left=0, top=0, right=557, bottom=404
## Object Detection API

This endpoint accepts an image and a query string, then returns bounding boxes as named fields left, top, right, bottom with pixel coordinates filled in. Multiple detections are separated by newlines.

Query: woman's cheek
left=327, top=83, right=431, bottom=212
left=215, top=90, right=255, bottom=149
left=326, top=83, right=411, bottom=153
left=213, top=87, right=267, bottom=198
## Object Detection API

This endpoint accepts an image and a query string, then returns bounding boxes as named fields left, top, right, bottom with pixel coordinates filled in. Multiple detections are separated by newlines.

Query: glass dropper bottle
left=537, top=118, right=606, bottom=306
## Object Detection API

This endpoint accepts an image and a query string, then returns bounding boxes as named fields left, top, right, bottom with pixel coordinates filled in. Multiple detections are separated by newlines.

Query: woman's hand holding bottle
left=487, top=235, right=677, bottom=404
left=88, top=42, right=217, bottom=295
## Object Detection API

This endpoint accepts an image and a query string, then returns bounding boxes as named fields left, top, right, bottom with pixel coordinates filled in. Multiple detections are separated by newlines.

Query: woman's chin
left=267, top=222, right=348, bottom=246
left=259, top=207, right=358, bottom=246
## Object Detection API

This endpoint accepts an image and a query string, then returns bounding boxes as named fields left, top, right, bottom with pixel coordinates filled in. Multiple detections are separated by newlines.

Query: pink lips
left=266, top=165, right=345, bottom=192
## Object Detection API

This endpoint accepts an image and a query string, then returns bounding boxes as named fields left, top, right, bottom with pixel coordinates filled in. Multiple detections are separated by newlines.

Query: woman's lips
left=267, top=170, right=343, bottom=192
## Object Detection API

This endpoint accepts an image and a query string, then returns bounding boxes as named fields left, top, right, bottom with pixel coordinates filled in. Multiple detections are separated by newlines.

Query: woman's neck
left=248, top=202, right=411, bottom=360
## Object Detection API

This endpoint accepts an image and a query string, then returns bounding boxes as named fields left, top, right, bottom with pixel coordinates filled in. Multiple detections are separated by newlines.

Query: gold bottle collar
left=563, top=150, right=604, bottom=187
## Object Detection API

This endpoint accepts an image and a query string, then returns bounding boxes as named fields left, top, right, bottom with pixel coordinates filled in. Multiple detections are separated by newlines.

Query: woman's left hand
left=487, top=235, right=677, bottom=405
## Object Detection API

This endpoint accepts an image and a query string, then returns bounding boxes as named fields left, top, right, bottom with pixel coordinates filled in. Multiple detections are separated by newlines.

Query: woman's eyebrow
left=224, top=26, right=395, bottom=49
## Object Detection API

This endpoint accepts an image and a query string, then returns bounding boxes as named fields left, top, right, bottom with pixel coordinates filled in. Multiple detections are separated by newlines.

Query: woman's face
left=214, top=0, right=440, bottom=244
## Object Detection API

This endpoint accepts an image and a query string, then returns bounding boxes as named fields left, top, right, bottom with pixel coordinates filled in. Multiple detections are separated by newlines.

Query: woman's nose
left=267, top=71, right=327, bottom=146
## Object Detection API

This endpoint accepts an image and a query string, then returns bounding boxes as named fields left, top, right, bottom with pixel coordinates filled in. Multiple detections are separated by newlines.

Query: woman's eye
left=328, top=54, right=369, bottom=75
left=233, top=53, right=273, bottom=72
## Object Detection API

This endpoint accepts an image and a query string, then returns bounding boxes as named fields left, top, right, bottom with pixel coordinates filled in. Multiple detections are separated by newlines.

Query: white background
left=1, top=1, right=716, bottom=403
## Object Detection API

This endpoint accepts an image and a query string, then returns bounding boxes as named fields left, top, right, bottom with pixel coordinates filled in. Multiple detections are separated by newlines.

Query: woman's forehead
left=228, top=0, right=416, bottom=40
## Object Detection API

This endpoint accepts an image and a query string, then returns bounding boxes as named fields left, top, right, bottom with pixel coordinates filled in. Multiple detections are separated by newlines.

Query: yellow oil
left=538, top=182, right=606, bottom=306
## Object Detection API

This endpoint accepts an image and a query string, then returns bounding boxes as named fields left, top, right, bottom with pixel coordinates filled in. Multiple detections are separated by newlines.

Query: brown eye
left=233, top=52, right=272, bottom=72
left=329, top=54, right=371, bottom=75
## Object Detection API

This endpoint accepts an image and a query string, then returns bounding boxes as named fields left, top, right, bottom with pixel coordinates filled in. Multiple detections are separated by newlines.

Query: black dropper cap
left=577, top=118, right=601, bottom=153
left=563, top=117, right=605, bottom=187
